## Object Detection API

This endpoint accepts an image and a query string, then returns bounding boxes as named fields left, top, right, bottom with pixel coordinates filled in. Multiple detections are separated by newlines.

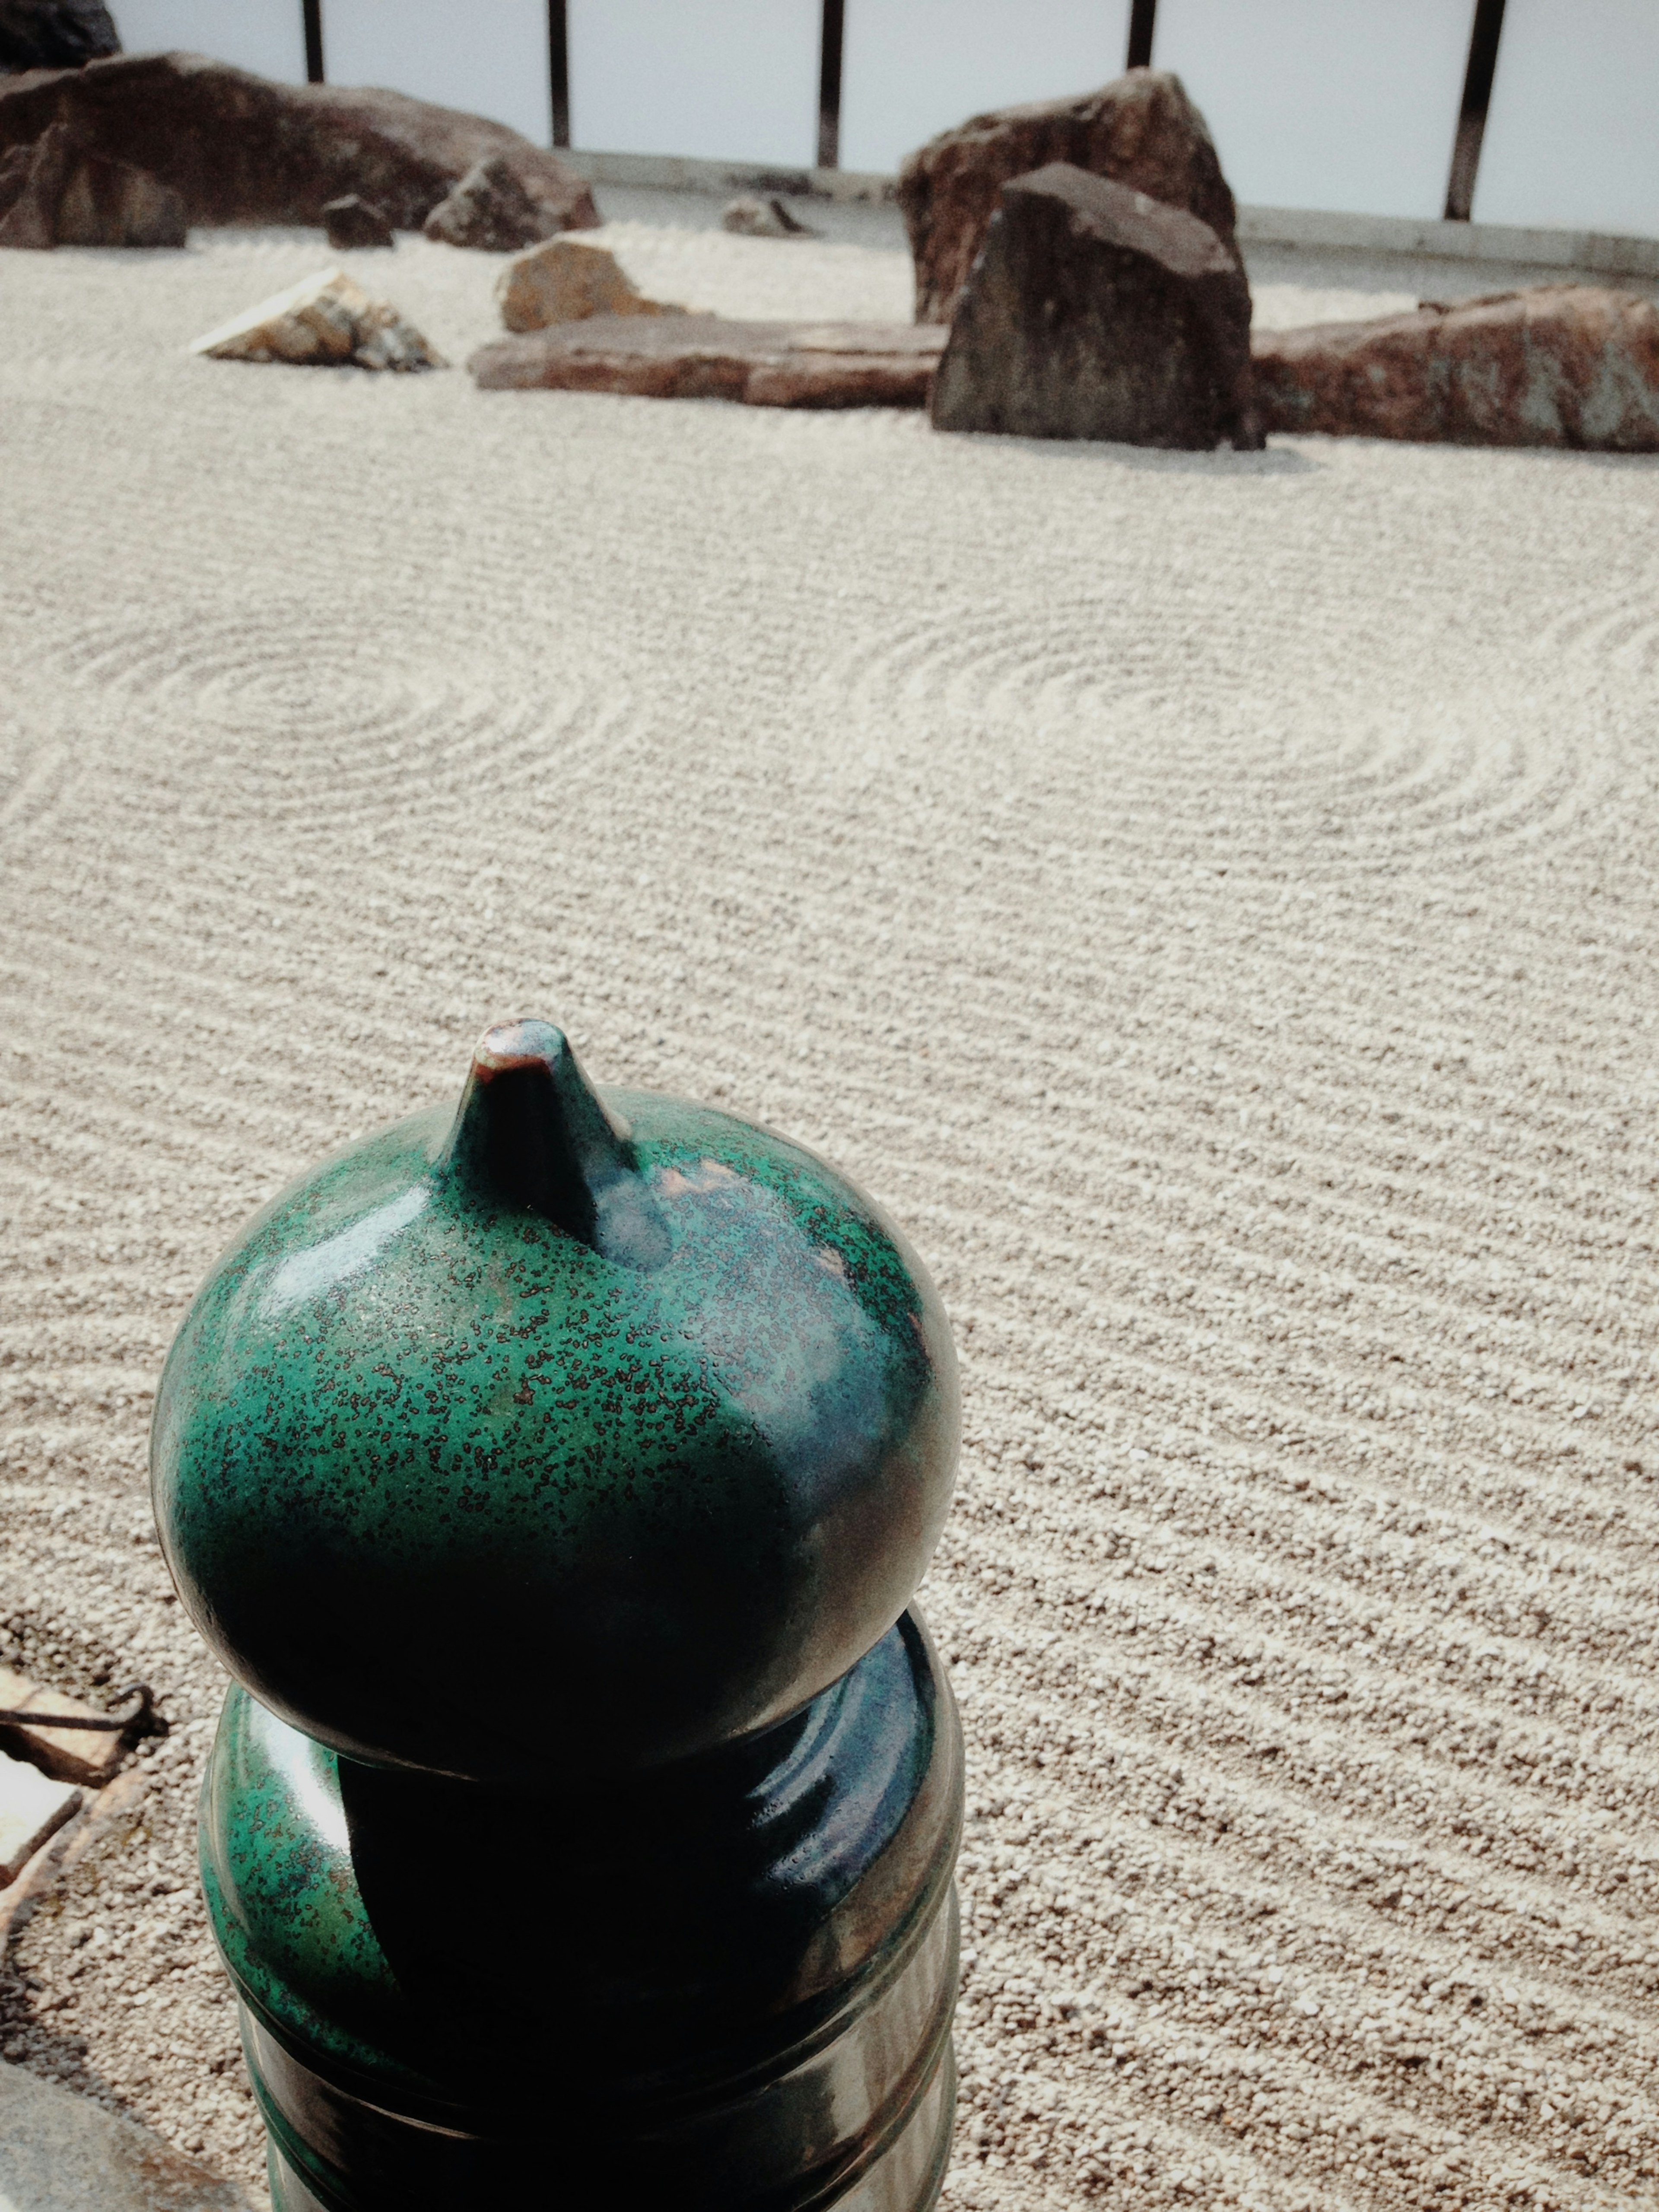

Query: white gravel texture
left=1, top=189, right=1657, bottom=2211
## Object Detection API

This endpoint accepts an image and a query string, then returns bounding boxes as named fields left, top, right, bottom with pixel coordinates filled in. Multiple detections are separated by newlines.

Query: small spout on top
left=439, top=1019, right=670, bottom=1268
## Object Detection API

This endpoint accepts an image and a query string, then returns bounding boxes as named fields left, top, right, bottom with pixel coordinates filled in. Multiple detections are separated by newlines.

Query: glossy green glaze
left=153, top=1023, right=959, bottom=1784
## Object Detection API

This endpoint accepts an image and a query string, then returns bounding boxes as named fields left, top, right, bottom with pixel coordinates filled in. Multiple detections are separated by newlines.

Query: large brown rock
left=1252, top=286, right=1659, bottom=451
left=471, top=314, right=946, bottom=408
left=930, top=164, right=1259, bottom=449
left=0, top=0, right=118, bottom=72
left=0, top=50, right=598, bottom=233
left=899, top=67, right=1237, bottom=324
left=0, top=115, right=184, bottom=245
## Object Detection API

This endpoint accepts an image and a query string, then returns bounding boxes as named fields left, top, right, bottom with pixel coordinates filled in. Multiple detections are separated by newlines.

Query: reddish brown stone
left=899, top=67, right=1239, bottom=325
left=470, top=314, right=947, bottom=408
left=0, top=50, right=597, bottom=234
left=0, top=115, right=184, bottom=245
left=1252, top=285, right=1659, bottom=451
left=931, top=163, right=1259, bottom=449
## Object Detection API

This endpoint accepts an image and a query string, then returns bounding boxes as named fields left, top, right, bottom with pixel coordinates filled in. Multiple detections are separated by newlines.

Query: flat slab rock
left=1253, top=284, right=1659, bottom=451
left=471, top=315, right=947, bottom=407
left=0, top=2058, right=257, bottom=2210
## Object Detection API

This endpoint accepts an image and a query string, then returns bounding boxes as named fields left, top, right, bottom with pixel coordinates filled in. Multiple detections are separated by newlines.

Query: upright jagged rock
left=424, top=153, right=564, bottom=251
left=899, top=67, right=1239, bottom=324
left=931, top=163, right=1260, bottom=449
left=189, top=267, right=444, bottom=372
left=0, top=0, right=119, bottom=73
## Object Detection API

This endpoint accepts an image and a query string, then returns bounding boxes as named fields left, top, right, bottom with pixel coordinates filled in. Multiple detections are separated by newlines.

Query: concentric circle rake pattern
left=56, top=612, right=623, bottom=824
left=810, top=592, right=1621, bottom=870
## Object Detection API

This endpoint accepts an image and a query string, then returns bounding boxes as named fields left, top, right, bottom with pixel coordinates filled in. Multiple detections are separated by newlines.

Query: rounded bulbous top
left=151, top=1021, right=958, bottom=1785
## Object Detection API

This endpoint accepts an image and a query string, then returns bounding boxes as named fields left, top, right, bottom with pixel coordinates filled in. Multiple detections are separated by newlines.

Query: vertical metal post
left=548, top=0, right=571, bottom=148
left=1444, top=0, right=1507, bottom=220
left=1126, top=0, right=1157, bottom=70
left=302, top=0, right=324, bottom=83
left=817, top=0, right=845, bottom=170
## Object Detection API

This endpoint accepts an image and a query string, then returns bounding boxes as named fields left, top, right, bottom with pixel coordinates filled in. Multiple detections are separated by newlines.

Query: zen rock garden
left=1, top=44, right=1655, bottom=449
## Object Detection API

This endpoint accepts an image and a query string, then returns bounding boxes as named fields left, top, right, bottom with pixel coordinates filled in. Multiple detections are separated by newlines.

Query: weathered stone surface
left=0, top=1748, right=79, bottom=1883
left=0, top=0, right=118, bottom=73
left=496, top=235, right=685, bottom=332
left=899, top=67, right=1239, bottom=324
left=0, top=2056, right=258, bottom=2210
left=0, top=117, right=184, bottom=246
left=423, top=153, right=564, bottom=251
left=322, top=191, right=392, bottom=249
left=0, top=51, right=598, bottom=233
left=0, top=1662, right=128, bottom=1786
left=471, top=314, right=946, bottom=407
left=1252, top=285, right=1659, bottom=451
left=721, top=193, right=817, bottom=239
left=931, top=164, right=1259, bottom=449
left=191, top=267, right=444, bottom=371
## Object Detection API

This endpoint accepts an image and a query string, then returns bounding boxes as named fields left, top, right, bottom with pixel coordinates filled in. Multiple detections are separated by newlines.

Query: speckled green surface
left=152, top=1027, right=958, bottom=1782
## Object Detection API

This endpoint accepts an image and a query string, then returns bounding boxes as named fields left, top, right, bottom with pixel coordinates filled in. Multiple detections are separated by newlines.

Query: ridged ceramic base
left=264, top=2043, right=957, bottom=2212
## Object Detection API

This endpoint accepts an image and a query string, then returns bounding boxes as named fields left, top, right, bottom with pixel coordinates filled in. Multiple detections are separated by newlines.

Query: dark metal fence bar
left=548, top=0, right=571, bottom=146
left=1445, top=0, right=1507, bottom=220
left=302, top=0, right=324, bottom=83
left=817, top=0, right=846, bottom=169
left=1126, top=0, right=1157, bottom=71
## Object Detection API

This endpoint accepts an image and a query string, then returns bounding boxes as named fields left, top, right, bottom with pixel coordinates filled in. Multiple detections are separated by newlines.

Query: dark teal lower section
left=211, top=1610, right=963, bottom=2212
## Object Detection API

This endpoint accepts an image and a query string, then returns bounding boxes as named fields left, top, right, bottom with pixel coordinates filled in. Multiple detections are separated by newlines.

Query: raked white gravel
left=0, top=191, right=1656, bottom=2210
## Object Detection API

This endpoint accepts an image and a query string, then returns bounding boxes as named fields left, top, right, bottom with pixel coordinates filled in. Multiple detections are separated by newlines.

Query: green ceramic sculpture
left=152, top=1021, right=963, bottom=2212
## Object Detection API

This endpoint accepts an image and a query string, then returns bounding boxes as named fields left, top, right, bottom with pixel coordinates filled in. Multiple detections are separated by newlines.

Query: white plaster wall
left=837, top=0, right=1131, bottom=178
left=1473, top=0, right=1659, bottom=237
left=1150, top=0, right=1474, bottom=220
left=110, top=0, right=307, bottom=83
left=567, top=0, right=820, bottom=168
left=321, top=0, right=553, bottom=146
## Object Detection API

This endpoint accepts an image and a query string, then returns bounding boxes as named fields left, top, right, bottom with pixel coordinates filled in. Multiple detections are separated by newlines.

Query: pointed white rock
left=189, top=267, right=445, bottom=371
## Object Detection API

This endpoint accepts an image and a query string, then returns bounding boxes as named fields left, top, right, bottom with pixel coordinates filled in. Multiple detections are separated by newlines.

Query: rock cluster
left=496, top=236, right=685, bottom=332
left=190, top=268, right=444, bottom=372
left=0, top=51, right=597, bottom=235
left=0, top=116, right=183, bottom=246
left=721, top=194, right=818, bottom=239
left=471, top=314, right=944, bottom=407
left=1253, top=285, right=1659, bottom=451
left=932, top=162, right=1259, bottom=448
left=0, top=0, right=118, bottom=73
left=899, top=68, right=1239, bottom=324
